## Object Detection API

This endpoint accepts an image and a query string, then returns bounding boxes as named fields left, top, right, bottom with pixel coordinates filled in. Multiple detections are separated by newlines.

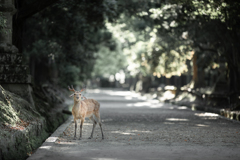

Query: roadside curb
left=48, top=115, right=73, bottom=140
left=27, top=116, right=73, bottom=160
left=171, top=101, right=240, bottom=124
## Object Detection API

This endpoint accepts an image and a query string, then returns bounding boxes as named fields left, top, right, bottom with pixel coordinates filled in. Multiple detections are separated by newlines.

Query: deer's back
left=83, top=99, right=100, bottom=116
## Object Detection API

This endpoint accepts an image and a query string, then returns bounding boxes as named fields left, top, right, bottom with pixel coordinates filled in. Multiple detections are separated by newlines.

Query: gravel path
left=28, top=89, right=240, bottom=160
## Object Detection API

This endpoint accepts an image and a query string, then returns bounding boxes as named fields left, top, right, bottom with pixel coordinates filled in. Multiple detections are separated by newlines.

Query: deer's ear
left=69, top=93, right=74, bottom=97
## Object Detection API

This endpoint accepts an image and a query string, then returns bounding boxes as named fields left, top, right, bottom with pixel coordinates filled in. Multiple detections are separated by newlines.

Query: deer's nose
left=76, top=96, right=79, bottom=99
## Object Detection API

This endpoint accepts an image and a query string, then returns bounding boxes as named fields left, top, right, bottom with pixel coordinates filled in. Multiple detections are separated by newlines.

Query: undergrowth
left=0, top=85, right=40, bottom=126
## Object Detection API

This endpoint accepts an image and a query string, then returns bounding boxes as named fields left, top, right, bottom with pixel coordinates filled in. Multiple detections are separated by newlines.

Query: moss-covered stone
left=0, top=85, right=70, bottom=160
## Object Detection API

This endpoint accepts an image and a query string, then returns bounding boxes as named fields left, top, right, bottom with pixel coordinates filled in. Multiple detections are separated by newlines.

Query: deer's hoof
left=79, top=138, right=82, bottom=140
left=88, top=137, right=92, bottom=139
left=73, top=137, right=76, bottom=140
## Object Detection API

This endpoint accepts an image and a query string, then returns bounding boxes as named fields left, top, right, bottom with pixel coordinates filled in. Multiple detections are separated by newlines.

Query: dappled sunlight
left=175, top=92, right=196, bottom=102
left=39, top=146, right=52, bottom=150
left=72, top=121, right=92, bottom=126
left=111, top=129, right=152, bottom=137
left=131, top=130, right=151, bottom=133
left=177, top=106, right=188, bottom=110
left=111, top=131, right=136, bottom=135
left=124, top=96, right=133, bottom=100
left=196, top=124, right=209, bottom=127
left=166, top=118, right=189, bottom=121
left=164, top=85, right=176, bottom=90
left=87, top=88, right=169, bottom=109
left=126, top=101, right=164, bottom=108
left=168, top=106, right=189, bottom=110
left=56, top=141, right=78, bottom=145
left=159, top=90, right=175, bottom=101
left=45, top=137, right=58, bottom=143
left=98, top=90, right=134, bottom=97
left=87, top=89, right=144, bottom=99
left=195, top=112, right=219, bottom=117
left=88, top=89, right=101, bottom=93
left=83, top=122, right=92, bottom=126
left=127, top=102, right=150, bottom=107
left=194, top=112, right=219, bottom=119
left=103, top=90, right=131, bottom=96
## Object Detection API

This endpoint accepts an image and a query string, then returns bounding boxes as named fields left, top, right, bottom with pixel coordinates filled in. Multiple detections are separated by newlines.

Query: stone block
left=0, top=53, right=22, bottom=64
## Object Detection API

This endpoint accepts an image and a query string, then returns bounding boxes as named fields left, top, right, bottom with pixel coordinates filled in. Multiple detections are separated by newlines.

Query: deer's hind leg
left=88, top=116, right=97, bottom=139
left=79, top=118, right=84, bottom=140
left=94, top=112, right=104, bottom=140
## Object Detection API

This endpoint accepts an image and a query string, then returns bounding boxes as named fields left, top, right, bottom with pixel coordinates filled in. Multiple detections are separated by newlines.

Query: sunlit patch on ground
left=39, top=146, right=52, bottom=150
left=195, top=124, right=209, bottom=127
left=54, top=89, right=240, bottom=150
left=166, top=118, right=189, bottom=121
left=177, top=106, right=188, bottom=110
left=86, top=89, right=147, bottom=101
left=158, top=90, right=175, bottom=101
left=45, top=137, right=58, bottom=142
left=195, top=112, right=219, bottom=117
left=195, top=112, right=219, bottom=119
left=54, top=116, right=240, bottom=148
left=111, top=131, right=136, bottom=135
left=126, top=100, right=164, bottom=108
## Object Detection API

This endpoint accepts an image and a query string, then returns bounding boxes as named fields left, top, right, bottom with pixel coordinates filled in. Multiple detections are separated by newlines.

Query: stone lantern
left=0, top=0, right=35, bottom=107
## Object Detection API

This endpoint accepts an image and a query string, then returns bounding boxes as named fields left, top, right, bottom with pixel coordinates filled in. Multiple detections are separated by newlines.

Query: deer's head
left=68, top=85, right=85, bottom=102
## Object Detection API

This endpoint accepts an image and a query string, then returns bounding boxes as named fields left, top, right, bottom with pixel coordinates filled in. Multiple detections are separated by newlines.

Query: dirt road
left=28, top=88, right=240, bottom=160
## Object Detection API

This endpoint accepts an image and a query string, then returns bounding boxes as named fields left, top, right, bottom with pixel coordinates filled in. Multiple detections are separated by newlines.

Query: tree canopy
left=20, top=0, right=240, bottom=95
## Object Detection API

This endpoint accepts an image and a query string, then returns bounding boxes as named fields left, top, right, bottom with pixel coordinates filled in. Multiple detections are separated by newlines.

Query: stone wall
left=0, top=86, right=70, bottom=160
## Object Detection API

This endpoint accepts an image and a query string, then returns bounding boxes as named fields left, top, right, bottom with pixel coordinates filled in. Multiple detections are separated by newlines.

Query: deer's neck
left=74, top=100, right=82, bottom=106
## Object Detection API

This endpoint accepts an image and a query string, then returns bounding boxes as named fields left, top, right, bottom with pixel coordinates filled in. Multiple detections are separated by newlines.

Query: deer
left=68, top=85, right=104, bottom=140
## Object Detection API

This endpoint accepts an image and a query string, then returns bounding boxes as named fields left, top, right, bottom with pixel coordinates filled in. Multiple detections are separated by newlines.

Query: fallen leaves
left=9, top=125, right=25, bottom=131
left=27, top=152, right=33, bottom=156
left=18, top=119, right=30, bottom=127
left=2, top=119, right=30, bottom=131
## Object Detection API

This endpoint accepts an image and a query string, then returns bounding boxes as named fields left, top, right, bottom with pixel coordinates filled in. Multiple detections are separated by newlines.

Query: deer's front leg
left=79, top=118, right=84, bottom=140
left=74, top=119, right=77, bottom=140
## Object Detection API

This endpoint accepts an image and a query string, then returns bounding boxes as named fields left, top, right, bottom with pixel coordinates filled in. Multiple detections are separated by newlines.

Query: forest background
left=2, top=0, right=240, bottom=108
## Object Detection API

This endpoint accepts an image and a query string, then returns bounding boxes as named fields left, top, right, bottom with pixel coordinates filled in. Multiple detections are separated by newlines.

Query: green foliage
left=22, top=0, right=240, bottom=91
left=59, top=65, right=80, bottom=87
left=92, top=44, right=127, bottom=78
left=23, top=0, right=118, bottom=86
left=102, top=1, right=192, bottom=78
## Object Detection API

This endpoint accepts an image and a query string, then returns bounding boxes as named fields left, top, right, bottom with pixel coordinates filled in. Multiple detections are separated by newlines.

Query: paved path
left=28, top=88, right=240, bottom=160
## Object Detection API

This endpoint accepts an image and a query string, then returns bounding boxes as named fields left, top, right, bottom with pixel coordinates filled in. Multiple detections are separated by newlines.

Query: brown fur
left=69, top=88, right=104, bottom=140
